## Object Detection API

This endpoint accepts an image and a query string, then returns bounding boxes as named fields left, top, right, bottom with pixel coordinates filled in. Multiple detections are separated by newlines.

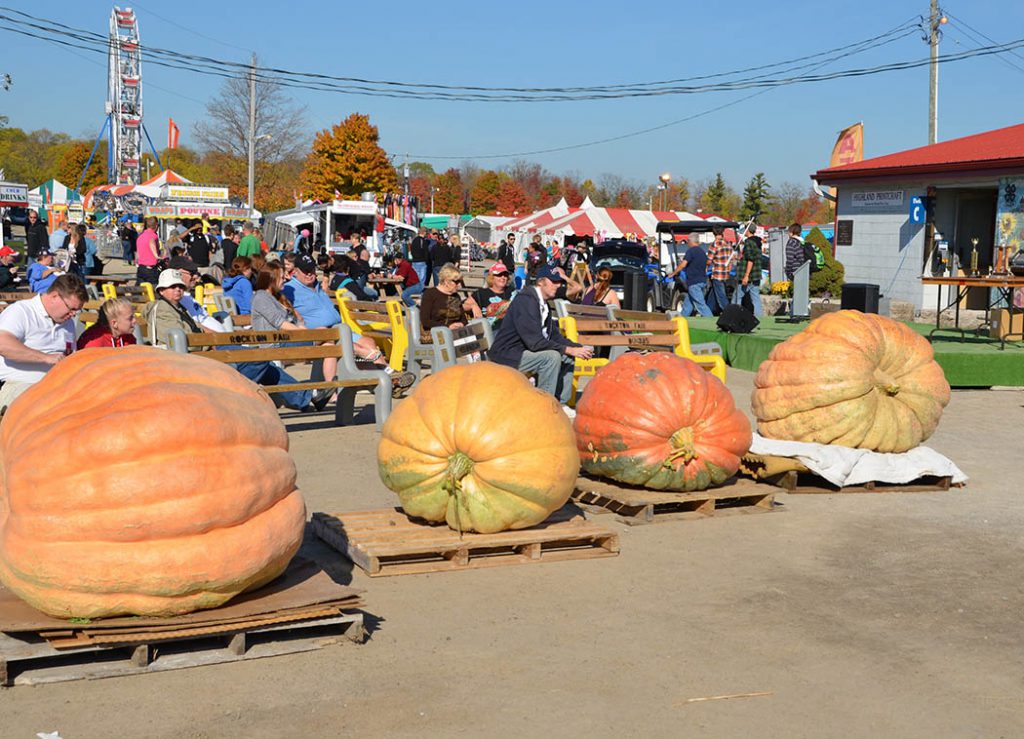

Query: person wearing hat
left=27, top=250, right=62, bottom=293
left=488, top=264, right=592, bottom=406
left=472, top=262, right=516, bottom=328
left=0, top=245, right=21, bottom=291
left=282, top=254, right=415, bottom=396
left=167, top=256, right=230, bottom=331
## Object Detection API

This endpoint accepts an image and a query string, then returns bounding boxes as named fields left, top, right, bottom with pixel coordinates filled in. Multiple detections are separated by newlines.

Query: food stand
left=0, top=182, right=30, bottom=249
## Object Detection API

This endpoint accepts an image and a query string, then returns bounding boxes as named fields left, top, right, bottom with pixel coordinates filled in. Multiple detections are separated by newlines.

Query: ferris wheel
left=107, top=7, right=143, bottom=185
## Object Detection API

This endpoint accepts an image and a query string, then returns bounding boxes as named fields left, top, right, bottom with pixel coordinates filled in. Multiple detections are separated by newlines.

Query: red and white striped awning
left=539, top=208, right=704, bottom=238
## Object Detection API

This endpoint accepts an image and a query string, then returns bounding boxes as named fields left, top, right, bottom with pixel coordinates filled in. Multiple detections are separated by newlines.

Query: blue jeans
left=401, top=281, right=424, bottom=307
left=431, top=265, right=443, bottom=286
left=681, top=283, right=712, bottom=317
left=234, top=361, right=312, bottom=410
left=411, top=261, right=428, bottom=285
left=732, top=282, right=763, bottom=317
left=517, top=350, right=575, bottom=404
left=708, top=279, right=729, bottom=314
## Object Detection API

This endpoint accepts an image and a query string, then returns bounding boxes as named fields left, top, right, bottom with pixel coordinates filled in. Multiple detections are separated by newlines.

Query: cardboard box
left=989, top=308, right=1024, bottom=339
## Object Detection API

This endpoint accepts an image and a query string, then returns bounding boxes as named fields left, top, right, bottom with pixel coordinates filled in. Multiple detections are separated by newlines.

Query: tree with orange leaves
left=300, top=114, right=397, bottom=201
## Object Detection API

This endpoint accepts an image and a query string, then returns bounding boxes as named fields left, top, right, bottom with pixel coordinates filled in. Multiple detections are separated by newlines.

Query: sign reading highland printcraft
left=851, top=190, right=904, bottom=208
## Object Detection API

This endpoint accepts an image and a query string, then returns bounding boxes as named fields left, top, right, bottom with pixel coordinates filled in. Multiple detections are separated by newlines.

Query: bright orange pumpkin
left=378, top=362, right=579, bottom=534
left=0, top=346, right=305, bottom=619
left=574, top=352, right=752, bottom=491
left=752, top=311, right=951, bottom=452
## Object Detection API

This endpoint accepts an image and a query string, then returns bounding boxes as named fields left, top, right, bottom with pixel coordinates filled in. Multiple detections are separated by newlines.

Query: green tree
left=740, top=172, right=771, bottom=221
left=300, top=113, right=398, bottom=201
left=805, top=227, right=845, bottom=297
left=700, top=172, right=730, bottom=215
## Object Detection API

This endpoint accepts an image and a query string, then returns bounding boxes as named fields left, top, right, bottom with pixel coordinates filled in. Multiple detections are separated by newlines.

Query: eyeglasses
left=58, top=293, right=81, bottom=317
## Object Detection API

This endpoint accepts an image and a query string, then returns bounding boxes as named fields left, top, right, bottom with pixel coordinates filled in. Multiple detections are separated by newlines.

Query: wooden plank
left=771, top=472, right=961, bottom=494
left=575, top=320, right=674, bottom=331
left=262, top=379, right=377, bottom=394
left=186, top=328, right=340, bottom=347
left=1, top=611, right=364, bottom=686
left=571, top=476, right=777, bottom=525
left=344, top=299, right=394, bottom=310
left=311, top=508, right=618, bottom=577
left=579, top=335, right=679, bottom=347
left=347, top=310, right=391, bottom=322
left=193, top=346, right=342, bottom=364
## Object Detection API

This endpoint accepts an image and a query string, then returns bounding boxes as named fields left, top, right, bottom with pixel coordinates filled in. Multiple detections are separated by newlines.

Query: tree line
left=0, top=71, right=832, bottom=224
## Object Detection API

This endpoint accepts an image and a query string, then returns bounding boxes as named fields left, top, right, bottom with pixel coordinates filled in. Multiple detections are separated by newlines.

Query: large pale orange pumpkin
left=574, top=352, right=752, bottom=491
left=378, top=362, right=579, bottom=534
left=752, top=311, right=951, bottom=453
left=0, top=346, right=305, bottom=619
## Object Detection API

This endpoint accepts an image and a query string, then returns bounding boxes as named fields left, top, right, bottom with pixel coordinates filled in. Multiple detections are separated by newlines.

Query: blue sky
left=2, top=0, right=1023, bottom=192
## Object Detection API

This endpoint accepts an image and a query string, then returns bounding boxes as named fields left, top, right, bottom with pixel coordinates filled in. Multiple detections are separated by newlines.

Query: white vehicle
left=265, top=199, right=416, bottom=264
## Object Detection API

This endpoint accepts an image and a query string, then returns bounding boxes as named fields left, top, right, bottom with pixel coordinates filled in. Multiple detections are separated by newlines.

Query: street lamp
left=657, top=172, right=671, bottom=211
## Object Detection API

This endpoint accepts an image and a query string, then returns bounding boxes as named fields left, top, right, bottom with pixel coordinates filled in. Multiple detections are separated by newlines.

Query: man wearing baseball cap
left=488, top=264, right=592, bottom=407
left=0, top=246, right=21, bottom=291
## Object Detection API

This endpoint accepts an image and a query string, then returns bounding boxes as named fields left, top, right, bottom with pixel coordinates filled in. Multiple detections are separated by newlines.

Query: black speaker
left=841, top=283, right=880, bottom=313
left=717, top=304, right=759, bottom=333
left=622, top=271, right=647, bottom=311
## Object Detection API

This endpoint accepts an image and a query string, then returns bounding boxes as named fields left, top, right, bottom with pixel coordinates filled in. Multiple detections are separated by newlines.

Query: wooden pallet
left=572, top=475, right=776, bottom=526
left=764, top=471, right=962, bottom=494
left=0, top=608, right=364, bottom=686
left=311, top=507, right=619, bottom=576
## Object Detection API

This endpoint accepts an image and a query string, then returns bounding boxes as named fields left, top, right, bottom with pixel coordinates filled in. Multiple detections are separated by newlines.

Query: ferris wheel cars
left=108, top=6, right=142, bottom=185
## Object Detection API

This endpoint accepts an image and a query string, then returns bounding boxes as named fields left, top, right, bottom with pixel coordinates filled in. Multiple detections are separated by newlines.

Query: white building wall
left=834, top=184, right=927, bottom=309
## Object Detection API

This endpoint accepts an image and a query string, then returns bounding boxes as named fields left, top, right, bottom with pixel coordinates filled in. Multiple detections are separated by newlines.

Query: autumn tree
left=301, top=114, right=398, bottom=201
left=433, top=168, right=465, bottom=213
left=468, top=170, right=504, bottom=214
left=496, top=179, right=530, bottom=215
left=763, top=181, right=804, bottom=225
left=54, top=140, right=106, bottom=191
left=740, top=172, right=771, bottom=221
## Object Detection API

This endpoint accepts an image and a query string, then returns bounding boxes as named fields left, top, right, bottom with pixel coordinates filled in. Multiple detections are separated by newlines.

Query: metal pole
left=928, top=0, right=939, bottom=144
left=247, top=52, right=256, bottom=213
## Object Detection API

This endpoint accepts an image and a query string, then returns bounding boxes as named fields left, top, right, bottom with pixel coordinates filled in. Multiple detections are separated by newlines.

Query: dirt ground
left=2, top=254, right=1022, bottom=736
left=5, top=363, right=1023, bottom=738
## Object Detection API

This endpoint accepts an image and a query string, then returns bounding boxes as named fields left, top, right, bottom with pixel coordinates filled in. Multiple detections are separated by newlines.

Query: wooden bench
left=404, top=305, right=491, bottom=381
left=165, top=325, right=391, bottom=429
left=0, top=291, right=34, bottom=304
left=102, top=282, right=155, bottom=302
left=615, top=308, right=723, bottom=358
left=337, top=297, right=407, bottom=372
left=559, top=315, right=728, bottom=406
left=553, top=299, right=615, bottom=321
left=430, top=321, right=494, bottom=370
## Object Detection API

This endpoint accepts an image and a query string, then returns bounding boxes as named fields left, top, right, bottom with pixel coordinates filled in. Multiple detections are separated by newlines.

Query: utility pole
left=928, top=0, right=946, bottom=145
left=247, top=52, right=256, bottom=214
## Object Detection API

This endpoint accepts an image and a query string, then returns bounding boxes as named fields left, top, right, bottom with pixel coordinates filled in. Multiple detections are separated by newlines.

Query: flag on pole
left=829, top=122, right=863, bottom=169
left=334, top=189, right=341, bottom=199
left=168, top=118, right=180, bottom=150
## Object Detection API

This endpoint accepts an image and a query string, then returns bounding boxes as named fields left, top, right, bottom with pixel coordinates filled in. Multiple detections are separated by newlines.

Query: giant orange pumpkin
left=574, top=353, right=752, bottom=491
left=378, top=362, right=579, bottom=534
left=0, top=346, right=305, bottom=619
left=752, top=311, right=950, bottom=453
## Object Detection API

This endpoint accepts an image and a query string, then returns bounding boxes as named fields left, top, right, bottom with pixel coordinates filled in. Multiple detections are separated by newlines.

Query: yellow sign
left=830, top=123, right=864, bottom=169
left=165, top=185, right=229, bottom=201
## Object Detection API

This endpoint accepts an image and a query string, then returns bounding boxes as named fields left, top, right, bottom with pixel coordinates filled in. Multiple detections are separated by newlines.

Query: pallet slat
left=765, top=471, right=960, bottom=494
left=312, top=508, right=619, bottom=577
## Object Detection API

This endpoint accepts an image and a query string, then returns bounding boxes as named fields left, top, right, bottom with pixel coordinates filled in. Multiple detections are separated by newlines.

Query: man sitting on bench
left=488, top=265, right=592, bottom=408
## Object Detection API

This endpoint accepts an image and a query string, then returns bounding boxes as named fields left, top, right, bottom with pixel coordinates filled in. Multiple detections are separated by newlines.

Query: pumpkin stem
left=443, top=452, right=474, bottom=538
left=873, top=369, right=901, bottom=397
left=664, top=427, right=697, bottom=468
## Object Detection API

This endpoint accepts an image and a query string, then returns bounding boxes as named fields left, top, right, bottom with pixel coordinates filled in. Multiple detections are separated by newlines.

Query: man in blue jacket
left=488, top=264, right=592, bottom=405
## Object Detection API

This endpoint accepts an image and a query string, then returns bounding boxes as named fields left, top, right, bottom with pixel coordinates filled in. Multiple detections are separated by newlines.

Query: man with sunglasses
left=0, top=274, right=86, bottom=415
left=24, top=209, right=49, bottom=267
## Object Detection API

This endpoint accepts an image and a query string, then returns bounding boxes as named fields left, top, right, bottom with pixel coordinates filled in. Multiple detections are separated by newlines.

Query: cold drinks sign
left=851, top=190, right=904, bottom=208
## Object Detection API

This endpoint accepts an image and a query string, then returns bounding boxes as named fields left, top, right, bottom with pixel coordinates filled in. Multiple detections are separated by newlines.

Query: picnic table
left=85, top=275, right=131, bottom=286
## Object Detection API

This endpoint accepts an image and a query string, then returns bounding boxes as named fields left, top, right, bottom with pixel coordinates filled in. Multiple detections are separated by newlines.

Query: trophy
left=994, top=244, right=1008, bottom=275
left=970, top=238, right=980, bottom=277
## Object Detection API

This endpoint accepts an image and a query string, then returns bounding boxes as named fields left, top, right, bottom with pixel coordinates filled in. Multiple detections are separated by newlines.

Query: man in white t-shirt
left=0, top=274, right=86, bottom=414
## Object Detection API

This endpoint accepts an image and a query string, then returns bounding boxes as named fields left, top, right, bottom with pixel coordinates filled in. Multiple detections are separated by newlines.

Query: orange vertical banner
left=168, top=118, right=180, bottom=150
left=830, top=122, right=864, bottom=168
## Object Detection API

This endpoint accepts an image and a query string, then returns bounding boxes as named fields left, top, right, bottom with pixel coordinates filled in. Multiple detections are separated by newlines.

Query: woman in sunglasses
left=418, top=263, right=480, bottom=343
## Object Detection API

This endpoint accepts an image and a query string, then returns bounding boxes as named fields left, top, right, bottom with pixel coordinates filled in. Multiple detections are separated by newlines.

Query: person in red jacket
left=77, top=297, right=138, bottom=349
left=384, top=253, right=423, bottom=307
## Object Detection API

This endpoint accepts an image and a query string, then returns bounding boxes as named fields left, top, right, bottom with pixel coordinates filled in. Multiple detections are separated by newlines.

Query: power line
left=944, top=9, right=1024, bottom=65
left=128, top=1, right=255, bottom=56
left=943, top=11, right=1024, bottom=75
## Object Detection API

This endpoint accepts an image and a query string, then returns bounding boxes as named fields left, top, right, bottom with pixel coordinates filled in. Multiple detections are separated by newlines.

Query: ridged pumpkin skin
left=0, top=346, right=305, bottom=619
left=378, top=362, right=579, bottom=534
left=574, top=353, right=752, bottom=491
left=752, top=311, right=951, bottom=453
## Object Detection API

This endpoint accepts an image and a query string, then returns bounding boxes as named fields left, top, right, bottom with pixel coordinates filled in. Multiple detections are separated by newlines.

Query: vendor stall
left=0, top=182, right=29, bottom=249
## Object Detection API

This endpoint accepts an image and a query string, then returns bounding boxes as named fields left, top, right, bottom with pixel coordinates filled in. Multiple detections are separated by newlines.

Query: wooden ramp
left=311, top=507, right=619, bottom=577
left=572, top=475, right=777, bottom=526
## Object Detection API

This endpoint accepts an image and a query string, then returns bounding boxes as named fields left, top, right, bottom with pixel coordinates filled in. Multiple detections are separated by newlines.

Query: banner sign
left=0, top=182, right=29, bottom=207
left=996, top=178, right=1024, bottom=251
left=829, top=123, right=864, bottom=169
left=145, top=205, right=175, bottom=217
left=222, top=207, right=251, bottom=219
left=163, top=185, right=229, bottom=202
left=332, top=199, right=378, bottom=214
left=851, top=190, right=904, bottom=208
